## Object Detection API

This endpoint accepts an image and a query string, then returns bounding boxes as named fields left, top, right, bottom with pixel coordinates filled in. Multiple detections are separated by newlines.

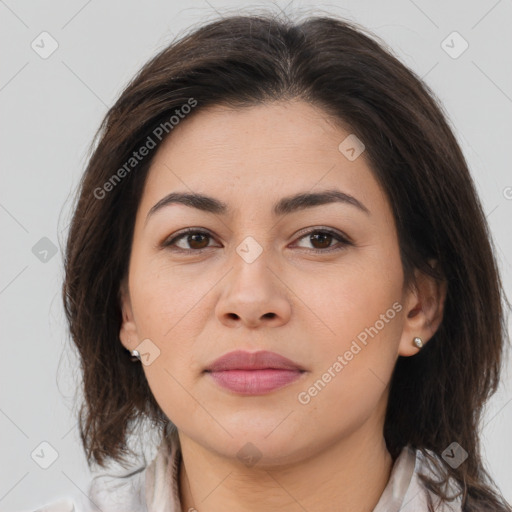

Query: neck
left=177, top=418, right=393, bottom=512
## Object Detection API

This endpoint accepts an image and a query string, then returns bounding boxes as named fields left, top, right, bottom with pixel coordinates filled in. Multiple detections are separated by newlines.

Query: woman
left=42, top=10, right=511, bottom=512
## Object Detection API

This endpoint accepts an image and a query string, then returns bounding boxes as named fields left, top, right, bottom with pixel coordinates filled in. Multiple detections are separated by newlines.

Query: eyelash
left=161, top=227, right=352, bottom=254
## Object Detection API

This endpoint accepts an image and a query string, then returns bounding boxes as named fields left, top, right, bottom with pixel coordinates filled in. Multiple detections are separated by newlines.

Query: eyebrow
left=145, top=188, right=370, bottom=225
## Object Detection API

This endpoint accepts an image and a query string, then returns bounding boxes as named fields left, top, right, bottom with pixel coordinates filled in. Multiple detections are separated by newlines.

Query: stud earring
left=130, top=349, right=141, bottom=362
left=413, top=337, right=423, bottom=349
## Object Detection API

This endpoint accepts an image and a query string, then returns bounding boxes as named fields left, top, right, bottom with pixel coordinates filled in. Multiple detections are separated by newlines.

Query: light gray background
left=1, top=0, right=511, bottom=510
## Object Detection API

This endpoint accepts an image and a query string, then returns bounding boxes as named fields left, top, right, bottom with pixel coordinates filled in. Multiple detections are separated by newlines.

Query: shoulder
left=33, top=463, right=148, bottom=512
left=402, top=446, right=463, bottom=511
left=86, top=463, right=147, bottom=511
left=374, top=444, right=463, bottom=512
left=32, top=432, right=180, bottom=512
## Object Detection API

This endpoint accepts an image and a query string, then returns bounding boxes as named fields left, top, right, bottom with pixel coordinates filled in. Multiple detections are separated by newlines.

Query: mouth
left=203, top=349, right=307, bottom=395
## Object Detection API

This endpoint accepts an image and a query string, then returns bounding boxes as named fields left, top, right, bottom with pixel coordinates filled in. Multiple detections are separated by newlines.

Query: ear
left=119, top=277, right=138, bottom=352
left=398, top=260, right=447, bottom=357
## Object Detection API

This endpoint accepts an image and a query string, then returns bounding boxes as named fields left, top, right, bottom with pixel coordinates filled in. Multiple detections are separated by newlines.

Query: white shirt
left=33, top=433, right=462, bottom=512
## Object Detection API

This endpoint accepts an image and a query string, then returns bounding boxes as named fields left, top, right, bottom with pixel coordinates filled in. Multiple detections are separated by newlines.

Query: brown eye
left=309, top=232, right=334, bottom=250
left=162, top=229, right=216, bottom=251
left=294, top=229, right=351, bottom=253
left=186, top=232, right=210, bottom=249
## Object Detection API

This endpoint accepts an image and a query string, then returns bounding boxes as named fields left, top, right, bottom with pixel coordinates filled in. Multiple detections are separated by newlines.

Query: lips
left=204, top=350, right=306, bottom=395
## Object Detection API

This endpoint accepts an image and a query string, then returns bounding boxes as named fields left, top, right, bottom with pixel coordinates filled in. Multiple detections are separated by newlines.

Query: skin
left=119, top=100, right=446, bottom=512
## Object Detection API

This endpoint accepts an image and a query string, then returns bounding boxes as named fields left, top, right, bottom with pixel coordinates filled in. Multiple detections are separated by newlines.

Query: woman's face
left=120, top=100, right=428, bottom=466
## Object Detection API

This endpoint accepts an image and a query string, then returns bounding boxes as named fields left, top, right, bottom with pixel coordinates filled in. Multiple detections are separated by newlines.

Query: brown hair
left=62, top=10, right=511, bottom=511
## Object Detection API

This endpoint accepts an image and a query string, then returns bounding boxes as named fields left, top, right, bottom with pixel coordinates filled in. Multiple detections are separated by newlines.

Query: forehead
left=137, top=100, right=386, bottom=220
left=153, top=100, right=349, bottom=160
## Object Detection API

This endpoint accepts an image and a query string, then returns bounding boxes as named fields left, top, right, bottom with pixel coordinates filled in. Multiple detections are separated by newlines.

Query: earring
left=413, top=337, right=423, bottom=349
left=130, top=349, right=141, bottom=362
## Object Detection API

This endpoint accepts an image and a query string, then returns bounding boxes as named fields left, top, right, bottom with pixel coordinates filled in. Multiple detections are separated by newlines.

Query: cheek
left=130, top=257, right=208, bottom=338
left=128, top=259, right=214, bottom=383
left=131, top=269, right=207, bottom=426
left=297, top=245, right=403, bottom=398
left=303, top=243, right=403, bottom=341
left=295, top=294, right=402, bottom=436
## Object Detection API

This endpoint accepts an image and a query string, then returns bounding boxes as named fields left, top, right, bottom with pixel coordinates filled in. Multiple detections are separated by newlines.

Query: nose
left=215, top=259, right=292, bottom=330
